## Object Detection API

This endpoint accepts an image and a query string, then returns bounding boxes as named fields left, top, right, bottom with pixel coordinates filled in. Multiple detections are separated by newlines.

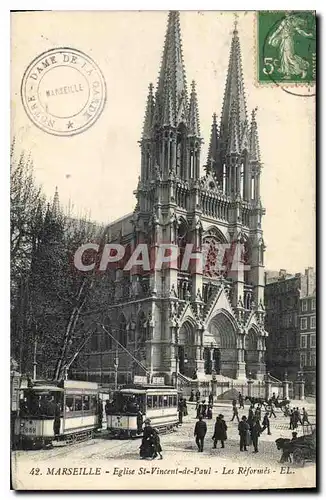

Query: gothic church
left=78, top=11, right=268, bottom=386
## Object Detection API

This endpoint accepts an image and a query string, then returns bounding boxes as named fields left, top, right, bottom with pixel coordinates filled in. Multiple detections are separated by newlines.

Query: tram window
left=173, top=396, right=177, bottom=407
left=158, top=396, right=163, bottom=407
left=90, top=395, right=97, bottom=411
left=163, top=396, right=168, bottom=407
left=168, top=396, right=173, bottom=407
left=65, top=396, right=73, bottom=412
left=83, top=395, right=90, bottom=411
left=153, top=395, right=158, bottom=408
left=147, top=396, right=153, bottom=408
left=74, top=395, right=82, bottom=411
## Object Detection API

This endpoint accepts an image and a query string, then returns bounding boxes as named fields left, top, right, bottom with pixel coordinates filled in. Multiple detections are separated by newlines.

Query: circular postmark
left=21, top=47, right=106, bottom=136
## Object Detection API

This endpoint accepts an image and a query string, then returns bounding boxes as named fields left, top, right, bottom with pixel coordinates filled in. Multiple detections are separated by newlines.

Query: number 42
left=29, top=468, right=41, bottom=475
left=263, top=57, right=279, bottom=75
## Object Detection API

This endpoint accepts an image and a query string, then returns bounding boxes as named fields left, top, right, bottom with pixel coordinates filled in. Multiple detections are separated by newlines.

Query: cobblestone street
left=12, top=400, right=316, bottom=490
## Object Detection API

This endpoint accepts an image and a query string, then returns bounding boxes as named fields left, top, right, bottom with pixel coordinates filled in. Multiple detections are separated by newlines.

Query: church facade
left=78, top=12, right=268, bottom=385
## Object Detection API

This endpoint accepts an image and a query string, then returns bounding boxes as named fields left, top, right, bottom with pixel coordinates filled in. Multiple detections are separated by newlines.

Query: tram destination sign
left=152, top=377, right=165, bottom=385
left=133, top=375, right=147, bottom=385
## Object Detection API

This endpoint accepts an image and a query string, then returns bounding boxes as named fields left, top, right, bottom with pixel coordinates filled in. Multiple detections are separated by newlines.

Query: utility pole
left=33, top=336, right=38, bottom=381
left=114, top=345, right=119, bottom=391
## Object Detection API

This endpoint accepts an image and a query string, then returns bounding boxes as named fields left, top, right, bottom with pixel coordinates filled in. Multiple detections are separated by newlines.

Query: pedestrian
left=238, top=416, right=250, bottom=451
left=231, top=401, right=240, bottom=423
left=140, top=419, right=157, bottom=459
left=208, top=392, right=214, bottom=406
left=53, top=402, right=61, bottom=439
left=238, top=392, right=244, bottom=409
left=261, top=412, right=271, bottom=435
left=196, top=401, right=202, bottom=419
left=190, top=389, right=195, bottom=402
left=251, top=418, right=262, bottom=453
left=207, top=404, right=213, bottom=420
left=212, top=414, right=227, bottom=449
left=255, top=404, right=261, bottom=422
left=178, top=398, right=184, bottom=424
left=289, top=409, right=294, bottom=430
left=152, top=428, right=163, bottom=460
left=201, top=400, right=207, bottom=419
left=97, top=398, right=103, bottom=430
left=183, top=398, right=188, bottom=417
left=295, top=407, right=302, bottom=425
left=194, top=415, right=207, bottom=452
left=269, top=403, right=277, bottom=419
left=302, top=407, right=310, bottom=425
left=195, top=389, right=200, bottom=403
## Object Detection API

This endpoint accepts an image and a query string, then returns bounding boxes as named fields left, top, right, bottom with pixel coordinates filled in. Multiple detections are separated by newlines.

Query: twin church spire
left=142, top=11, right=199, bottom=137
left=140, top=11, right=261, bottom=201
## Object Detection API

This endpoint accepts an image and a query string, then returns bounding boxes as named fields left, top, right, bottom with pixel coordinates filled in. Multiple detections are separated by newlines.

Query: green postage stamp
left=257, top=11, right=316, bottom=84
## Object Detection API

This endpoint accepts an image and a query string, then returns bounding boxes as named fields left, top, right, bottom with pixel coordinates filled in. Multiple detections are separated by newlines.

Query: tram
left=14, top=380, right=100, bottom=448
left=105, top=385, right=179, bottom=438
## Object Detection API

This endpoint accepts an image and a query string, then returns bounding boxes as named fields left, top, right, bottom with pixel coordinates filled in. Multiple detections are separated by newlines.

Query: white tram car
left=14, top=380, right=100, bottom=448
left=106, top=385, right=179, bottom=438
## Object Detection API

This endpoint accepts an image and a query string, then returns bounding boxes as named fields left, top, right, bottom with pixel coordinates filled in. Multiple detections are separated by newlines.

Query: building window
left=310, top=316, right=316, bottom=329
left=300, top=317, right=308, bottom=330
left=311, top=298, right=316, bottom=311
left=310, top=334, right=316, bottom=348
left=310, top=353, right=316, bottom=366
left=302, top=300, right=307, bottom=312
left=300, top=335, right=307, bottom=348
left=300, top=353, right=306, bottom=368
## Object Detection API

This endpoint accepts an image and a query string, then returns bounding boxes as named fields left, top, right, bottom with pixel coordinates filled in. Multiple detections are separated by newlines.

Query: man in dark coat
left=238, top=392, right=244, bottom=409
left=208, top=392, right=214, bottom=405
left=178, top=398, right=184, bottom=424
left=53, top=402, right=61, bottom=438
left=194, top=415, right=207, bottom=452
left=189, top=390, right=195, bottom=402
left=251, top=418, right=262, bottom=453
left=231, top=400, right=239, bottom=422
left=238, top=416, right=250, bottom=451
left=261, top=412, right=271, bottom=435
left=212, top=414, right=227, bottom=449
left=302, top=407, right=310, bottom=425
left=140, top=419, right=156, bottom=459
left=195, top=389, right=200, bottom=403
left=201, top=400, right=207, bottom=419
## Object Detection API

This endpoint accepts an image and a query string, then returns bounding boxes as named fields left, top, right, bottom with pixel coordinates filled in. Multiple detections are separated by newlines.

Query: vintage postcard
left=10, top=10, right=316, bottom=491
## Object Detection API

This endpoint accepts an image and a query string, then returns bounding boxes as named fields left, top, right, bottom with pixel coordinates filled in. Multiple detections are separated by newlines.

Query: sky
left=11, top=10, right=315, bottom=274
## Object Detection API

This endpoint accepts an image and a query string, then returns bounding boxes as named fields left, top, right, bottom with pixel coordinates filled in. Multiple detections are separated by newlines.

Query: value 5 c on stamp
left=21, top=47, right=106, bottom=136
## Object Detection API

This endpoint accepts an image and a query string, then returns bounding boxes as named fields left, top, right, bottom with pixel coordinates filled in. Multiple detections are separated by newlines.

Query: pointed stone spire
left=226, top=102, right=240, bottom=156
left=142, top=83, right=155, bottom=139
left=52, top=186, right=60, bottom=217
left=206, top=112, right=219, bottom=172
left=249, top=107, right=261, bottom=162
left=219, top=19, right=247, bottom=154
left=154, top=11, right=188, bottom=128
left=188, top=80, right=201, bottom=137
left=162, top=73, right=174, bottom=126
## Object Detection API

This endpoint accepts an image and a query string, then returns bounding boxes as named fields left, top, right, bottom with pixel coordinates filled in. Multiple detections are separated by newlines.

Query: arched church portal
left=207, top=312, right=237, bottom=378
left=178, top=320, right=196, bottom=377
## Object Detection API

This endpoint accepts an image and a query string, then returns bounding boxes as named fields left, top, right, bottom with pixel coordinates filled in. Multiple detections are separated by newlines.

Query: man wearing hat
left=212, top=414, right=228, bottom=449
left=194, top=415, right=207, bottom=452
